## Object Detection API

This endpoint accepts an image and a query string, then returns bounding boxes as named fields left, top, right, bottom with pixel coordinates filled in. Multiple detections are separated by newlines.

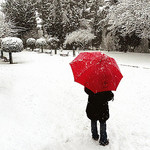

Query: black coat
left=85, top=87, right=114, bottom=123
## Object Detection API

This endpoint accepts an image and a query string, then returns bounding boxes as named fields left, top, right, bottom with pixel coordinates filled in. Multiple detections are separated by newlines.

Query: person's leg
left=99, top=121, right=109, bottom=146
left=91, top=120, right=99, bottom=140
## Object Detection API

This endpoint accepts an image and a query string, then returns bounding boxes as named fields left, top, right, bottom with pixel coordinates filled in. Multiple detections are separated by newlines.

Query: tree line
left=1, top=0, right=150, bottom=53
left=1, top=0, right=92, bottom=42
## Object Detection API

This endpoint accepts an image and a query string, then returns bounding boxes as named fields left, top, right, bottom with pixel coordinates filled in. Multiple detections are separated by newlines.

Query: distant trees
left=1, top=0, right=150, bottom=53
left=105, top=0, right=150, bottom=52
left=92, top=0, right=103, bottom=48
left=1, top=0, right=37, bottom=39
left=0, top=13, right=13, bottom=39
left=107, top=1, right=150, bottom=39
left=37, top=0, right=55, bottom=37
left=91, top=0, right=150, bottom=52
left=62, top=0, right=80, bottom=41
left=64, top=29, right=95, bottom=56
left=1, top=0, right=94, bottom=45
left=53, top=0, right=63, bottom=42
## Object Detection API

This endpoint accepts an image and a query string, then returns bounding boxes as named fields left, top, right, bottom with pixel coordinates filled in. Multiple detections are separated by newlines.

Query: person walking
left=84, top=87, right=114, bottom=146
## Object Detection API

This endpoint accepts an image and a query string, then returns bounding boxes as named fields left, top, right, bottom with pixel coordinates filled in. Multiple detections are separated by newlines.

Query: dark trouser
left=91, top=120, right=107, bottom=143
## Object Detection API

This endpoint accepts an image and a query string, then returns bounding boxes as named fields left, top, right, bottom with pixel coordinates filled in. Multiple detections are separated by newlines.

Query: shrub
left=64, top=29, right=95, bottom=56
left=64, top=29, right=95, bottom=50
left=35, top=38, right=47, bottom=53
left=47, top=37, right=59, bottom=54
left=1, top=37, right=23, bottom=64
left=26, top=38, right=36, bottom=51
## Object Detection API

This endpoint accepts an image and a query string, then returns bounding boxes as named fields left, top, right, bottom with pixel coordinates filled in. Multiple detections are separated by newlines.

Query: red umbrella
left=70, top=52, right=123, bottom=93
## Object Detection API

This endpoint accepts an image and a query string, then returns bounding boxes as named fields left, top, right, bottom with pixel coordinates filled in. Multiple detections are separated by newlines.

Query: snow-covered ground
left=0, top=50, right=150, bottom=150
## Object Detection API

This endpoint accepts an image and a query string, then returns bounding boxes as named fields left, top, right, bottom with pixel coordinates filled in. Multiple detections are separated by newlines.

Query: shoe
left=92, top=137, right=99, bottom=141
left=99, top=139, right=109, bottom=146
left=92, top=135, right=99, bottom=141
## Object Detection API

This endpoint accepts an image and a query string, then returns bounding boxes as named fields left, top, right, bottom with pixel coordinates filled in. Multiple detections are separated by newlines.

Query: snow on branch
left=1, top=37, right=23, bottom=53
left=64, top=29, right=95, bottom=46
left=107, top=1, right=150, bottom=39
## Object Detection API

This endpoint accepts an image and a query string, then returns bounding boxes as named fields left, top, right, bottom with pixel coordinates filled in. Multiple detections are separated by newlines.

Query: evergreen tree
left=39, top=0, right=63, bottom=43
left=38, top=0, right=94, bottom=43
left=2, top=0, right=37, bottom=38
left=53, top=0, right=63, bottom=43
left=106, top=0, right=150, bottom=52
left=93, top=0, right=99, bottom=34
left=62, top=0, right=80, bottom=37
left=92, top=0, right=103, bottom=47
left=38, top=0, right=55, bottom=36
left=0, top=12, right=16, bottom=38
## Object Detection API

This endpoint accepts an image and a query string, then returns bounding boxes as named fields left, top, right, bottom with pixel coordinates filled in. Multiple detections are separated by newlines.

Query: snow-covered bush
left=35, top=38, right=47, bottom=53
left=64, top=29, right=95, bottom=50
left=47, top=37, right=59, bottom=54
left=95, top=0, right=150, bottom=52
left=108, top=1, right=150, bottom=39
left=64, top=29, right=95, bottom=56
left=1, top=37, right=23, bottom=64
left=26, top=38, right=36, bottom=51
left=105, top=0, right=150, bottom=52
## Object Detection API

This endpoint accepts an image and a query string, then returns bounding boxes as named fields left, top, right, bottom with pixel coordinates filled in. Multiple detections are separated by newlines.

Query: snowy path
left=0, top=51, right=150, bottom=150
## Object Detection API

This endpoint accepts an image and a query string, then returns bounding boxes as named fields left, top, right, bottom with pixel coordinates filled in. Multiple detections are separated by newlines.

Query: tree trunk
left=9, top=52, right=13, bottom=64
left=1, top=51, right=3, bottom=58
left=73, top=50, right=76, bottom=57
left=55, top=49, right=57, bottom=54
left=41, top=46, right=43, bottom=53
left=32, top=46, right=34, bottom=51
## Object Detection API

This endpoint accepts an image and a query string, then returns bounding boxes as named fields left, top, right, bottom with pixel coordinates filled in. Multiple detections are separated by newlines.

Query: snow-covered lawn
left=0, top=51, right=150, bottom=150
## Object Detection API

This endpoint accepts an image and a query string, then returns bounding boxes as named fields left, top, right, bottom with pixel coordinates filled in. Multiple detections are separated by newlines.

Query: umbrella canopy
left=70, top=52, right=123, bottom=93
